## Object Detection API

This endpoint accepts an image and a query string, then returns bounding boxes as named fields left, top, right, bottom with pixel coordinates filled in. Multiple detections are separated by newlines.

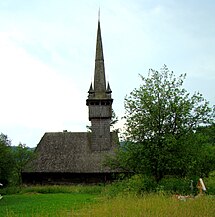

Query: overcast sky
left=0, top=0, right=215, bottom=147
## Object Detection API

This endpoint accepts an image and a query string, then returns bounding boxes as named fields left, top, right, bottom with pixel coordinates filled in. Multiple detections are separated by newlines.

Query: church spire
left=86, top=18, right=113, bottom=151
left=93, top=19, right=106, bottom=98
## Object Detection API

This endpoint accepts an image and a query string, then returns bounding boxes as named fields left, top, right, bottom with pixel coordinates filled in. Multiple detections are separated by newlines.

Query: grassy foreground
left=0, top=193, right=97, bottom=217
left=76, top=194, right=215, bottom=217
left=0, top=185, right=214, bottom=217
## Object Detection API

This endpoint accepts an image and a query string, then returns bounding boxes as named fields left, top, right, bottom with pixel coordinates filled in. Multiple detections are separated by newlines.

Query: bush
left=157, top=177, right=193, bottom=195
left=0, top=186, right=21, bottom=195
left=0, top=185, right=104, bottom=195
left=126, top=174, right=157, bottom=193
left=205, top=171, right=215, bottom=195
left=104, top=175, right=157, bottom=197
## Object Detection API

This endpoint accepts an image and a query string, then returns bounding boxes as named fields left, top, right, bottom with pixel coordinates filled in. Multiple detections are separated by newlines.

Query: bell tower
left=86, top=19, right=113, bottom=151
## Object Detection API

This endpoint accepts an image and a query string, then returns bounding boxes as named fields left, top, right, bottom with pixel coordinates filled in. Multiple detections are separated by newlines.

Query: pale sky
left=0, top=0, right=215, bottom=147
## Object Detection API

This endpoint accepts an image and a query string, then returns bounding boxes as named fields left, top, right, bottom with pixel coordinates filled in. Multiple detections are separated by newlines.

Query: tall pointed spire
left=93, top=19, right=106, bottom=98
left=86, top=17, right=114, bottom=151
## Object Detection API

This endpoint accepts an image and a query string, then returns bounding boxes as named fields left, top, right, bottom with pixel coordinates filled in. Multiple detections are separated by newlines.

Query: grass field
left=0, top=186, right=214, bottom=217
left=0, top=193, right=98, bottom=217
left=76, top=194, right=215, bottom=217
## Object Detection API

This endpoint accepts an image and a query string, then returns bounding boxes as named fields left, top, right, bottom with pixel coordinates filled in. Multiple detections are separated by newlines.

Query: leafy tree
left=196, top=123, right=215, bottom=146
left=13, top=143, right=34, bottom=184
left=0, top=133, right=15, bottom=185
left=109, top=65, right=214, bottom=182
left=194, top=124, right=215, bottom=177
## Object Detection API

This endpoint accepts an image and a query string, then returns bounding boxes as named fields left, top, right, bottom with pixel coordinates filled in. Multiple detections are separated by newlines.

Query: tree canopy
left=0, top=133, right=34, bottom=185
left=0, top=133, right=15, bottom=185
left=108, top=65, right=215, bottom=181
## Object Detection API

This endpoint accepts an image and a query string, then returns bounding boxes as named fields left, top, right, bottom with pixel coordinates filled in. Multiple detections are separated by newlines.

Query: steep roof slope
left=24, top=132, right=118, bottom=173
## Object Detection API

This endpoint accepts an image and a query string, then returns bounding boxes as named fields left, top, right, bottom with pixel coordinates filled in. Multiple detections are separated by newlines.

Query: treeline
left=0, top=133, right=34, bottom=186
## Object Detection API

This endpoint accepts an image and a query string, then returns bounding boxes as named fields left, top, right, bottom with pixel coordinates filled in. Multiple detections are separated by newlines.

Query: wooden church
left=22, top=20, right=119, bottom=184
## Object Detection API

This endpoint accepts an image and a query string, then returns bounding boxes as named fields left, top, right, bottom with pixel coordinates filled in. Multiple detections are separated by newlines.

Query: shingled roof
left=24, top=132, right=118, bottom=173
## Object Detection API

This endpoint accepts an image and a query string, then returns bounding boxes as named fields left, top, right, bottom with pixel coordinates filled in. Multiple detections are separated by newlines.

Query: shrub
left=126, top=174, right=157, bottom=193
left=0, top=186, right=21, bottom=195
left=104, top=175, right=157, bottom=197
left=157, top=177, right=192, bottom=195
left=0, top=185, right=104, bottom=195
left=205, top=171, right=215, bottom=195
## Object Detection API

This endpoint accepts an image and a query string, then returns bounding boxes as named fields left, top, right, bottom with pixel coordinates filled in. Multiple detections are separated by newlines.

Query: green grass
left=75, top=194, right=215, bottom=217
left=0, top=185, right=214, bottom=217
left=0, top=193, right=97, bottom=217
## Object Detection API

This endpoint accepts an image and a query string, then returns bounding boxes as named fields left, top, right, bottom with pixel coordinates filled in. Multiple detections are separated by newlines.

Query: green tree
left=194, top=124, right=215, bottom=177
left=110, top=65, right=214, bottom=182
left=0, top=133, right=15, bottom=185
left=13, top=143, right=34, bottom=185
